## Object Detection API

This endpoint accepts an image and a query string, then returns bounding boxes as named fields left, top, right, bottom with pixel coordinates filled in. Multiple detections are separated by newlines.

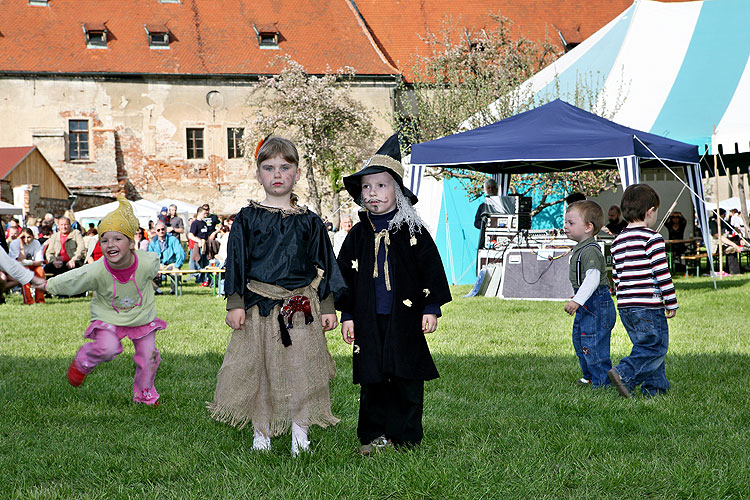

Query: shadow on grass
left=3, top=350, right=749, bottom=412
left=673, top=276, right=750, bottom=291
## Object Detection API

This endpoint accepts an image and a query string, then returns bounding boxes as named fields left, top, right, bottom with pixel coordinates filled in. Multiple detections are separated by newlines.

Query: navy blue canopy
left=410, top=99, right=699, bottom=173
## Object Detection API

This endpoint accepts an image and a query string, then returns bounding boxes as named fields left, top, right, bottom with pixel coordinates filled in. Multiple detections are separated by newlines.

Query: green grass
left=1, top=276, right=749, bottom=499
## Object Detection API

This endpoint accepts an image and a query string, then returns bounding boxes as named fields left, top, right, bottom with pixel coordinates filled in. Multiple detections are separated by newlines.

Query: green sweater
left=47, top=250, right=160, bottom=327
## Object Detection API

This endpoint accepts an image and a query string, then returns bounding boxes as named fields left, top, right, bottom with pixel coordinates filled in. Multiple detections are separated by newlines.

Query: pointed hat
left=98, top=197, right=140, bottom=240
left=343, top=132, right=418, bottom=205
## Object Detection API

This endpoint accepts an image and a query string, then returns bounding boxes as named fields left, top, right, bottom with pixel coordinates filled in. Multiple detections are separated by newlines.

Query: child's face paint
left=256, top=154, right=300, bottom=198
left=100, top=231, right=135, bottom=268
left=361, top=172, right=397, bottom=214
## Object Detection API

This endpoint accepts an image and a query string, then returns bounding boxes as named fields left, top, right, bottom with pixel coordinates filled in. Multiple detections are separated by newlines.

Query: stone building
left=0, top=0, right=641, bottom=215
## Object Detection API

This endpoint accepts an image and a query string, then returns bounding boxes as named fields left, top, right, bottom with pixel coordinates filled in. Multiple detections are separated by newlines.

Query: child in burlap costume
left=45, top=198, right=165, bottom=406
left=207, top=136, right=346, bottom=456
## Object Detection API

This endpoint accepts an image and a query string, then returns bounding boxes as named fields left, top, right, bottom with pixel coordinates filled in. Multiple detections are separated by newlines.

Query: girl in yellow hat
left=45, top=198, right=165, bottom=406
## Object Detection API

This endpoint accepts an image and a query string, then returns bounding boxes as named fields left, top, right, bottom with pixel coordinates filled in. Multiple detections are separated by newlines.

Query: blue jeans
left=615, top=307, right=670, bottom=396
left=572, top=285, right=615, bottom=387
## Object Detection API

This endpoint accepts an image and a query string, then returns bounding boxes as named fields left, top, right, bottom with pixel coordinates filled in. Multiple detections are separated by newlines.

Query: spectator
left=0, top=244, right=47, bottom=305
left=63, top=209, right=81, bottom=231
left=5, top=219, right=20, bottom=240
left=148, top=221, right=186, bottom=294
left=665, top=211, right=688, bottom=269
left=38, top=224, right=53, bottom=248
left=188, top=207, right=210, bottom=285
left=8, top=228, right=45, bottom=304
left=200, top=203, right=222, bottom=260
left=473, top=178, right=505, bottom=252
left=41, top=213, right=55, bottom=228
left=82, top=227, right=98, bottom=251
left=709, top=208, right=741, bottom=274
left=26, top=216, right=40, bottom=237
left=6, top=225, right=20, bottom=243
left=147, top=220, right=156, bottom=240
left=157, top=206, right=169, bottom=226
left=44, top=216, right=86, bottom=277
left=134, top=227, right=150, bottom=251
left=603, top=205, right=628, bottom=236
left=166, top=204, right=185, bottom=237
left=333, top=214, right=353, bottom=256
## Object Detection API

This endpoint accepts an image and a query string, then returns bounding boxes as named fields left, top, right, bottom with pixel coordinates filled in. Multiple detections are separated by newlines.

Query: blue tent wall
left=432, top=178, right=565, bottom=283
left=434, top=177, right=482, bottom=285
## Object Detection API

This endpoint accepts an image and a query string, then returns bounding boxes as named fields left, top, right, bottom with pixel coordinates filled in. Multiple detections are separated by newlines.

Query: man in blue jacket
left=148, top=221, right=186, bottom=294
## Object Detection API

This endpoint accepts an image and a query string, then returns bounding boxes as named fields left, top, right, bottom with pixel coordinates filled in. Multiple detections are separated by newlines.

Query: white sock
left=252, top=423, right=271, bottom=452
left=291, top=422, right=310, bottom=456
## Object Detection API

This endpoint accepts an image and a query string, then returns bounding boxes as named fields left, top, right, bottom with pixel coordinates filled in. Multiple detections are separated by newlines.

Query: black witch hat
left=343, top=132, right=418, bottom=205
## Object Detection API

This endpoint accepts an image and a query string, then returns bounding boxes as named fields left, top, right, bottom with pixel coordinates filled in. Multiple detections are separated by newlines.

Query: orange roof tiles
left=353, top=0, right=695, bottom=81
left=0, top=146, right=35, bottom=179
left=0, top=0, right=397, bottom=76
left=0, top=0, right=695, bottom=80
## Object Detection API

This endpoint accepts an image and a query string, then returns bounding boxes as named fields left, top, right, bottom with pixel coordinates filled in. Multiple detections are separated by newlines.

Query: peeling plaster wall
left=1, top=76, right=396, bottom=215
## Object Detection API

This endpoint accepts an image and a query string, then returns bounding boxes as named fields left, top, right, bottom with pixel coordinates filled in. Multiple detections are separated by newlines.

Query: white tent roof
left=75, top=199, right=162, bottom=229
left=477, top=0, right=750, bottom=155
left=0, top=200, right=23, bottom=215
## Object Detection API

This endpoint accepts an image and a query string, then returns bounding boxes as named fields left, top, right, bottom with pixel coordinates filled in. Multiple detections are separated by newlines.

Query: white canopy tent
left=75, top=199, right=163, bottom=229
left=0, top=200, right=23, bottom=216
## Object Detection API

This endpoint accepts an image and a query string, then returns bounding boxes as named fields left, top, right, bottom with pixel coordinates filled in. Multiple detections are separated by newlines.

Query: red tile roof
left=353, top=0, right=695, bottom=81
left=0, top=146, right=35, bottom=179
left=0, top=0, right=695, bottom=80
left=0, top=0, right=398, bottom=76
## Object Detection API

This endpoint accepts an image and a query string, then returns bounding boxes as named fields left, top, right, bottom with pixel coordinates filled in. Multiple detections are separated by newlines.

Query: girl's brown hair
left=256, top=136, right=299, bottom=168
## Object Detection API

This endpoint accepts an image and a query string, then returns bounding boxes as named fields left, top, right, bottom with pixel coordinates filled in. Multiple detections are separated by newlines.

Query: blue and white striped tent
left=520, top=0, right=750, bottom=157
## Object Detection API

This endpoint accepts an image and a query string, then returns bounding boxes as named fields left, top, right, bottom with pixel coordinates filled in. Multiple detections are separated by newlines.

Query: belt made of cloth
left=246, top=268, right=324, bottom=347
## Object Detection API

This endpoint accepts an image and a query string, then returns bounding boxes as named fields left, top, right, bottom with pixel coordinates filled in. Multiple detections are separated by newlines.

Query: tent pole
left=713, top=128, right=723, bottom=277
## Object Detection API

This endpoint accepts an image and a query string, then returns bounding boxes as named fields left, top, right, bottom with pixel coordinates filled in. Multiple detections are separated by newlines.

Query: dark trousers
left=43, top=262, right=75, bottom=277
left=358, top=377, right=424, bottom=447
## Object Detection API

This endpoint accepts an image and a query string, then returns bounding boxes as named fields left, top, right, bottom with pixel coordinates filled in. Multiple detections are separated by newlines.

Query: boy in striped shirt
left=608, top=184, right=678, bottom=398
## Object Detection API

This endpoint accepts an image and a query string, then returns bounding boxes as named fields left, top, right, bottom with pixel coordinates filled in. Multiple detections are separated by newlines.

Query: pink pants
left=74, top=320, right=164, bottom=405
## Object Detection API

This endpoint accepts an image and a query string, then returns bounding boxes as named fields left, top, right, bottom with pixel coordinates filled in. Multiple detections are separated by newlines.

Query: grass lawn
left=1, top=275, right=749, bottom=499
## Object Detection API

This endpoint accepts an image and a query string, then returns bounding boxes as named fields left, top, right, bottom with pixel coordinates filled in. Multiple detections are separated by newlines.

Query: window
left=69, top=120, right=89, bottom=160
left=28, top=0, right=49, bottom=5
left=227, top=128, right=244, bottom=159
left=253, top=24, right=279, bottom=49
left=186, top=128, right=204, bottom=159
left=83, top=23, right=108, bottom=48
left=145, top=24, right=170, bottom=48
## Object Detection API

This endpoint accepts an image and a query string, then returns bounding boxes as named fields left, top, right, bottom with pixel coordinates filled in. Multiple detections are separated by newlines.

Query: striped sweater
left=611, top=226, right=678, bottom=310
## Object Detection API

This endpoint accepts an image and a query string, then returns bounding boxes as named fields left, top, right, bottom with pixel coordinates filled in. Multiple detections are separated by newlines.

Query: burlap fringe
left=206, top=402, right=338, bottom=436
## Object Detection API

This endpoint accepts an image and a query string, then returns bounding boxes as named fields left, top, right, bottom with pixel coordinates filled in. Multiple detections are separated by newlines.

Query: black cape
left=224, top=202, right=346, bottom=316
left=335, top=211, right=452, bottom=385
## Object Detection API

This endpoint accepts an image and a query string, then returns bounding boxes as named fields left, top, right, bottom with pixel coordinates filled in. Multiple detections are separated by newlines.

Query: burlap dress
left=207, top=202, right=344, bottom=436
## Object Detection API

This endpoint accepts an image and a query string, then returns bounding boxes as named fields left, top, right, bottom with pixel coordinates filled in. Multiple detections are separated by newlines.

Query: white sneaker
left=291, top=422, right=310, bottom=457
left=252, top=431, right=271, bottom=452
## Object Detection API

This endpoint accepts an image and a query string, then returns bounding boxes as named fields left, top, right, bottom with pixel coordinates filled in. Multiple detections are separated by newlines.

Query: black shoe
left=155, top=289, right=163, bottom=295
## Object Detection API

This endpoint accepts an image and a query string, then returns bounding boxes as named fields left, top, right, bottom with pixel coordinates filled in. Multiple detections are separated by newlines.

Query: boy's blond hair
left=567, top=200, right=605, bottom=233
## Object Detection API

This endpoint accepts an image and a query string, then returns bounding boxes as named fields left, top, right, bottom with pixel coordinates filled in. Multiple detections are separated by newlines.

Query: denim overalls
left=571, top=243, right=616, bottom=387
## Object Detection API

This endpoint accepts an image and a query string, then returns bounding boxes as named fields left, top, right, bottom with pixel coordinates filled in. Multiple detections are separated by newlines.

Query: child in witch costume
left=336, top=134, right=451, bottom=454
left=45, top=198, right=164, bottom=405
left=208, top=136, right=346, bottom=456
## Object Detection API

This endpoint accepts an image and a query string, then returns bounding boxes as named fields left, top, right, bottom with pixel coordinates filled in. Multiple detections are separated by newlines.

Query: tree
left=243, top=57, right=380, bottom=219
left=395, top=13, right=623, bottom=215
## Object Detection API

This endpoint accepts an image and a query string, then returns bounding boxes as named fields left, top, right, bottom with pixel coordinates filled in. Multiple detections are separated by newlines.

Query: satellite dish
left=206, top=90, right=224, bottom=109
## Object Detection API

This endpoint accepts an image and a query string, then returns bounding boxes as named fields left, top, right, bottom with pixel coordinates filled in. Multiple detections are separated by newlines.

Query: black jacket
left=336, top=211, right=451, bottom=384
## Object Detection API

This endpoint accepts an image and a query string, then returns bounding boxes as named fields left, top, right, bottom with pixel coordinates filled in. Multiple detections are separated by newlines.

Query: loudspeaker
left=499, top=248, right=573, bottom=300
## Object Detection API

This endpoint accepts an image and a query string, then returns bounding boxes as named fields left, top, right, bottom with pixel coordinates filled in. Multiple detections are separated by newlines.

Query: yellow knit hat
left=98, top=197, right=140, bottom=240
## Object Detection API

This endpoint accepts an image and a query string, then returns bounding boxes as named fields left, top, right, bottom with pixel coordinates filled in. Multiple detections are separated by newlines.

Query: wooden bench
left=680, top=253, right=708, bottom=277
left=159, top=268, right=225, bottom=296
